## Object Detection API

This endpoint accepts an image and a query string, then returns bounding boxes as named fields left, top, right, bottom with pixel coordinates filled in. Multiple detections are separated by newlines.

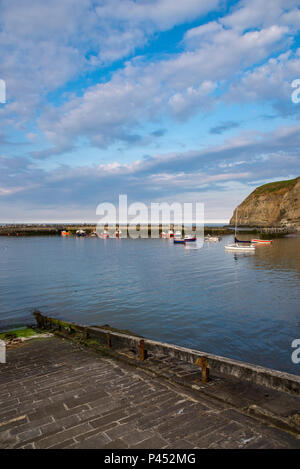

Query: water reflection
left=0, top=235, right=299, bottom=375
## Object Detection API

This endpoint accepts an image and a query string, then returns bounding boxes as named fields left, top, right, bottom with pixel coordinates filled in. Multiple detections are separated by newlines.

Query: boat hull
left=225, top=243, right=255, bottom=252
left=184, top=237, right=197, bottom=242
left=251, top=239, right=272, bottom=244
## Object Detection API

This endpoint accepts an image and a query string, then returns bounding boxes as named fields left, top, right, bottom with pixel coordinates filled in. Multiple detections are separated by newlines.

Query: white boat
left=225, top=208, right=255, bottom=252
left=205, top=235, right=220, bottom=242
left=174, top=231, right=182, bottom=239
left=184, top=234, right=197, bottom=242
left=225, top=243, right=255, bottom=252
left=76, top=229, right=86, bottom=237
left=90, top=231, right=99, bottom=238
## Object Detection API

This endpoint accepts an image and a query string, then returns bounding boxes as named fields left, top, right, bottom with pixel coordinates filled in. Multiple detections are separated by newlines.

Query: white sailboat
left=225, top=209, right=256, bottom=252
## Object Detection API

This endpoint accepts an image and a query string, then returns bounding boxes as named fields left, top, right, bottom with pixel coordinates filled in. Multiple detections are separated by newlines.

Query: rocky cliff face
left=230, top=177, right=300, bottom=228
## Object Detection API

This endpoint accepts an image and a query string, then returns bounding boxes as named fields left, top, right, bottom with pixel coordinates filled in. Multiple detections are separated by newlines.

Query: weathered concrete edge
left=33, top=312, right=300, bottom=396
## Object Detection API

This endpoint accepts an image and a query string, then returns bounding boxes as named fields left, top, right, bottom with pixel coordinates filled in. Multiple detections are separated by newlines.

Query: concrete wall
left=33, top=312, right=300, bottom=396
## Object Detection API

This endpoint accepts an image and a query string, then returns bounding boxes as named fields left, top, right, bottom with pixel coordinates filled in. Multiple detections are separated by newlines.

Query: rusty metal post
left=139, top=339, right=146, bottom=360
left=106, top=332, right=111, bottom=348
left=83, top=327, right=89, bottom=340
left=196, top=356, right=210, bottom=383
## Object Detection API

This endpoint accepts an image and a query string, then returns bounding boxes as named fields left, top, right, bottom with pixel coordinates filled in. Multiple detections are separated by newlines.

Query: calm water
left=0, top=235, right=299, bottom=375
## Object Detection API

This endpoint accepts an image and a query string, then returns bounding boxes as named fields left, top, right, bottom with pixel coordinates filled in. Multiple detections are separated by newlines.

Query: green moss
left=0, top=327, right=42, bottom=340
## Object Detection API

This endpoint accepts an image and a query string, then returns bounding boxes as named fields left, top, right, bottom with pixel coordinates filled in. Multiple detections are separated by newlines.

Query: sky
left=0, top=0, right=300, bottom=223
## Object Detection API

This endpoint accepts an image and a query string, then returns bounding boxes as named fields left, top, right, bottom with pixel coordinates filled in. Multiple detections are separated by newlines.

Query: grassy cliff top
left=250, top=177, right=300, bottom=197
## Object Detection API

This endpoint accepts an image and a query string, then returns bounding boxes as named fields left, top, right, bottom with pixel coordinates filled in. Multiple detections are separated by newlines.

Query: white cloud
left=226, top=49, right=300, bottom=111
left=36, top=17, right=291, bottom=154
left=95, top=0, right=220, bottom=30
left=221, top=0, right=300, bottom=31
left=0, top=0, right=222, bottom=130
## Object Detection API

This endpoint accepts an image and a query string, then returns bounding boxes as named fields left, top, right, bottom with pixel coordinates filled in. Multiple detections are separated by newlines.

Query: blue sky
left=1, top=0, right=300, bottom=222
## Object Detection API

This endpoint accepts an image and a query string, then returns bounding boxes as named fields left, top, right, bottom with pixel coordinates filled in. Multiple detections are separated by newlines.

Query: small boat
left=166, top=230, right=174, bottom=239
left=174, top=231, right=182, bottom=239
left=225, top=209, right=255, bottom=252
left=225, top=243, right=256, bottom=252
left=76, top=230, right=86, bottom=237
left=173, top=238, right=185, bottom=244
left=90, top=231, right=99, bottom=238
left=206, top=235, right=220, bottom=242
left=251, top=239, right=273, bottom=244
left=61, top=230, right=70, bottom=237
left=101, top=230, right=109, bottom=239
left=184, top=235, right=197, bottom=242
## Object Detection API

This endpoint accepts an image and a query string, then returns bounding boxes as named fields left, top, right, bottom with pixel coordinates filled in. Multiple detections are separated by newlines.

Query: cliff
left=230, top=177, right=300, bottom=229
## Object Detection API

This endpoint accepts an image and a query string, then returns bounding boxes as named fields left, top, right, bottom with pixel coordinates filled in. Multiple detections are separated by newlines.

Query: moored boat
left=184, top=235, right=197, bottom=242
left=251, top=239, right=273, bottom=244
left=205, top=235, right=220, bottom=242
left=61, top=230, right=70, bottom=237
left=76, top=230, right=86, bottom=237
left=225, top=243, right=256, bottom=252
left=101, top=230, right=109, bottom=239
left=173, top=238, right=185, bottom=244
left=225, top=209, right=255, bottom=252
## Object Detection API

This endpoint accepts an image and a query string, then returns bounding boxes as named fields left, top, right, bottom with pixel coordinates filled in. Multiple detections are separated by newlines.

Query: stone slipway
left=0, top=336, right=299, bottom=449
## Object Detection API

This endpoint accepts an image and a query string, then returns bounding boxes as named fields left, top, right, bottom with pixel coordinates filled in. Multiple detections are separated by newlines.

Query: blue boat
left=184, top=235, right=197, bottom=242
left=173, top=239, right=185, bottom=244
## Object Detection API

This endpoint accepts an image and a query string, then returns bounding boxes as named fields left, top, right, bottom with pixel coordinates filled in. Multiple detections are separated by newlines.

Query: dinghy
left=184, top=235, right=197, bottom=242
left=76, top=229, right=86, bottom=237
left=251, top=239, right=273, bottom=244
left=173, top=238, right=185, bottom=244
left=205, top=235, right=220, bottom=242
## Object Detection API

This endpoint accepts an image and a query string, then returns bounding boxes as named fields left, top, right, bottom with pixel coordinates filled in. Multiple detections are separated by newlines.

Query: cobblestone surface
left=0, top=337, right=299, bottom=449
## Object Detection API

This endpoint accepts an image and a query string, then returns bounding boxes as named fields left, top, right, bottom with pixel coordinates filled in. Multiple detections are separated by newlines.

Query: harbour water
left=0, top=235, right=299, bottom=375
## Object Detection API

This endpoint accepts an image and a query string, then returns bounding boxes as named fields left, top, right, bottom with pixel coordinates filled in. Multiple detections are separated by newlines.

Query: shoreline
left=0, top=224, right=294, bottom=237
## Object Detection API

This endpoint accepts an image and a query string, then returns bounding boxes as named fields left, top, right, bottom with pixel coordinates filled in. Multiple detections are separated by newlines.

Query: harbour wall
left=33, top=311, right=300, bottom=397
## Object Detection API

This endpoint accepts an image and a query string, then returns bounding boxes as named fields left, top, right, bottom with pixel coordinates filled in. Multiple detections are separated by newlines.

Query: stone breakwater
left=0, top=224, right=232, bottom=237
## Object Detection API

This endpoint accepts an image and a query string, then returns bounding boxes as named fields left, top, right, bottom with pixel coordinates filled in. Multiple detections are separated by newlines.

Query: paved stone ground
left=0, top=337, right=299, bottom=449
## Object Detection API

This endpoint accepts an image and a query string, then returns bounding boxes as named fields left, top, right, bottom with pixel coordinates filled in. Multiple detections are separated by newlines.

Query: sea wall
left=33, top=312, right=300, bottom=396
